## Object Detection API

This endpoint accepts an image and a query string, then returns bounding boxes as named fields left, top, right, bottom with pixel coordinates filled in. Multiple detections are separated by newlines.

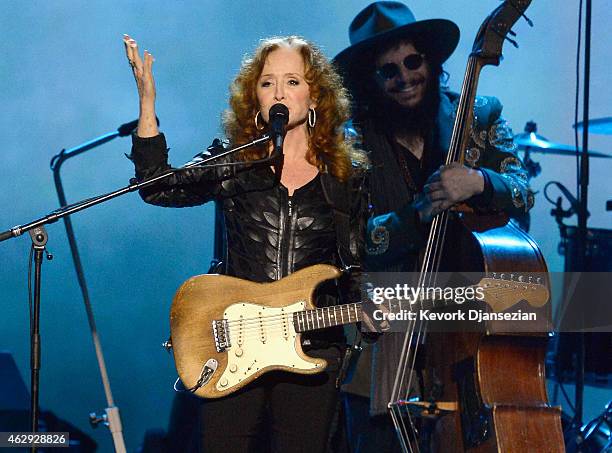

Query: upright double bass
left=388, top=2, right=565, bottom=452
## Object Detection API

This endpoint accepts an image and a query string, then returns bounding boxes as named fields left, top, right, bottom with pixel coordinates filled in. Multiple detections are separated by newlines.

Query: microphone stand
left=0, top=132, right=272, bottom=452
left=28, top=227, right=48, bottom=445
left=47, top=119, right=143, bottom=453
left=573, top=0, right=591, bottom=447
left=562, top=2, right=593, bottom=451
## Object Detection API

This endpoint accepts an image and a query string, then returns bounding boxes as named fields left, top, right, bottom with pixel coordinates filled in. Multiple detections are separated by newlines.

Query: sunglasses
left=375, top=53, right=426, bottom=81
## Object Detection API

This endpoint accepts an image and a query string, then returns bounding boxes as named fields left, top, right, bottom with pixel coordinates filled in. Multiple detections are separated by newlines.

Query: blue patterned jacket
left=350, top=90, right=534, bottom=270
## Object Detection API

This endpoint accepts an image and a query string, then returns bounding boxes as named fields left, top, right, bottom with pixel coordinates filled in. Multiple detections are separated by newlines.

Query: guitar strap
left=319, top=172, right=354, bottom=268
left=320, top=172, right=367, bottom=390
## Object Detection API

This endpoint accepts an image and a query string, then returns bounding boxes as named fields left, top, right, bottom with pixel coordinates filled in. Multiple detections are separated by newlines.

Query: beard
left=367, top=75, right=441, bottom=135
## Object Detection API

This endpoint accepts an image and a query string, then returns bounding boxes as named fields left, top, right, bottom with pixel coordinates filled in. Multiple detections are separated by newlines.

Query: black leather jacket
left=129, top=134, right=367, bottom=315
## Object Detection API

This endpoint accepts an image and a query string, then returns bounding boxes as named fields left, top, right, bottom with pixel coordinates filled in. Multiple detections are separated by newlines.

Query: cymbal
left=573, top=117, right=612, bottom=135
left=514, top=132, right=612, bottom=158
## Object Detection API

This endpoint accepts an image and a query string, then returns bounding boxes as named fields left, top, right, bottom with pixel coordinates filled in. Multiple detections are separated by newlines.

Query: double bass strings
left=389, top=57, right=478, bottom=451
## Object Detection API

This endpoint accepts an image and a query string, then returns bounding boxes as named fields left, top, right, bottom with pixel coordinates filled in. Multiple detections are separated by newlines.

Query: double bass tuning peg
left=508, top=1, right=534, bottom=27
left=492, top=26, right=519, bottom=49
left=504, top=33, right=519, bottom=49
left=521, top=12, right=534, bottom=27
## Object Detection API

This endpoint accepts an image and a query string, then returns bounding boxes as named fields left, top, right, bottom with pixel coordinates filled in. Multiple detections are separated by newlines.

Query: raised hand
left=123, top=34, right=158, bottom=137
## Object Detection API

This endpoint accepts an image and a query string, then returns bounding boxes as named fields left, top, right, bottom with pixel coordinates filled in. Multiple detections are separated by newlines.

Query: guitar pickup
left=213, top=319, right=231, bottom=352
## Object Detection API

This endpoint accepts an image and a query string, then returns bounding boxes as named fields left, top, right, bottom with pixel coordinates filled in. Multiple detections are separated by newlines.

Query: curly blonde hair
left=223, top=36, right=357, bottom=182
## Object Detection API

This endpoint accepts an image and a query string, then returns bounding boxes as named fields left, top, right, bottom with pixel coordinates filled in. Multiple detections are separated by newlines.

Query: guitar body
left=425, top=214, right=564, bottom=452
left=170, top=264, right=341, bottom=399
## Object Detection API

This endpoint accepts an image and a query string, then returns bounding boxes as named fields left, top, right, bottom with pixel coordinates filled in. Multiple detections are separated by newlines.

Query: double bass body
left=424, top=213, right=565, bottom=453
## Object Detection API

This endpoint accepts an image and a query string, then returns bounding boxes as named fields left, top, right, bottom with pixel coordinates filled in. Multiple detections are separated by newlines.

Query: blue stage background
left=1, top=1, right=610, bottom=451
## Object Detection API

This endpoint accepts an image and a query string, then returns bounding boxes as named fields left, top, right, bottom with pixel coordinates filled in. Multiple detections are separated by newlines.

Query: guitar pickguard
left=215, top=300, right=324, bottom=392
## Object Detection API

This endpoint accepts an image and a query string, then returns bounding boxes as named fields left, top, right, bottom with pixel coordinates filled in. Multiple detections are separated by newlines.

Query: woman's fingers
left=142, top=50, right=156, bottom=97
left=122, top=35, right=155, bottom=97
left=123, top=34, right=137, bottom=68
left=143, top=50, right=155, bottom=76
left=123, top=34, right=145, bottom=73
left=130, top=40, right=144, bottom=71
left=122, top=34, right=158, bottom=137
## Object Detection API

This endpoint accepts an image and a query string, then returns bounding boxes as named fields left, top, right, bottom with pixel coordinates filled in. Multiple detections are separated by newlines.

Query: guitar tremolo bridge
left=212, top=318, right=231, bottom=352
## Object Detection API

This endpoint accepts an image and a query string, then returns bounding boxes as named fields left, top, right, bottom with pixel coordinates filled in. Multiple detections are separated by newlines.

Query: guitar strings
left=220, top=290, right=493, bottom=329
left=216, top=268, right=533, bottom=330
left=222, top=306, right=363, bottom=327
left=221, top=300, right=420, bottom=332
left=220, top=290, right=541, bottom=342
left=214, top=282, right=532, bottom=337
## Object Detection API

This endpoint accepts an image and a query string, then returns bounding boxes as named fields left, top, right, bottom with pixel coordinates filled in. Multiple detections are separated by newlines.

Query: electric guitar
left=168, top=264, right=548, bottom=399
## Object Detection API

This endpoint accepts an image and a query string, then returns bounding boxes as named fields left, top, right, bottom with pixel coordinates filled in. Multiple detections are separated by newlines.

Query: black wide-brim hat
left=334, top=1, right=460, bottom=74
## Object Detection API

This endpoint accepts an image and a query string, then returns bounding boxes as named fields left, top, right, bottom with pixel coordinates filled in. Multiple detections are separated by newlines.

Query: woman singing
left=123, top=34, right=368, bottom=452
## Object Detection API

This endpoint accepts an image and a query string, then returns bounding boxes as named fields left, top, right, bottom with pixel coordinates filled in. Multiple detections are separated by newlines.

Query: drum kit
left=514, top=117, right=612, bottom=158
left=514, top=118, right=611, bottom=180
left=514, top=118, right=611, bottom=372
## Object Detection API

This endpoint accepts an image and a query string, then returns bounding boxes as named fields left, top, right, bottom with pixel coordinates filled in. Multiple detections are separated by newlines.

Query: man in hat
left=334, top=1, right=534, bottom=451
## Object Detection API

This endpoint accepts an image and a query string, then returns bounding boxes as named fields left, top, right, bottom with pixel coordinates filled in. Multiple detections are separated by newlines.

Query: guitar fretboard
left=292, top=303, right=362, bottom=332
left=289, top=276, right=545, bottom=333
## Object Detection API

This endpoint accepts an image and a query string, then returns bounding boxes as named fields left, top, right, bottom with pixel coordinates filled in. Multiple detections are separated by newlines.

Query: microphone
left=554, top=182, right=590, bottom=218
left=117, top=116, right=160, bottom=137
left=117, top=119, right=139, bottom=137
left=268, top=104, right=289, bottom=157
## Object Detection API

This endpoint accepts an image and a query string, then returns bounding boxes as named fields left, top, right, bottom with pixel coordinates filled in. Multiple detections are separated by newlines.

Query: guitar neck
left=293, top=302, right=363, bottom=333
left=292, top=293, right=459, bottom=333
left=291, top=277, right=547, bottom=333
left=292, top=298, right=442, bottom=333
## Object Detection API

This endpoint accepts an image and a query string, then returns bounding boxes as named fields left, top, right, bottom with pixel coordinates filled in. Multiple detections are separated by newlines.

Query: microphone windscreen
left=117, top=116, right=160, bottom=136
left=269, top=104, right=289, bottom=125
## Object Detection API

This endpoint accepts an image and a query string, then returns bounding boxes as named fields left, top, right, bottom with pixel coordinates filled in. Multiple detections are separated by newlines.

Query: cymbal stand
left=521, top=121, right=542, bottom=179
